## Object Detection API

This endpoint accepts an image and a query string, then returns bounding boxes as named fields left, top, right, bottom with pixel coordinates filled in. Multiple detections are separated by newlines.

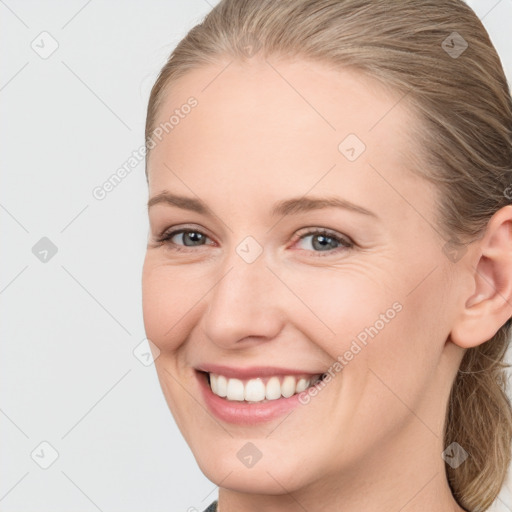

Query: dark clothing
left=202, top=501, right=218, bottom=512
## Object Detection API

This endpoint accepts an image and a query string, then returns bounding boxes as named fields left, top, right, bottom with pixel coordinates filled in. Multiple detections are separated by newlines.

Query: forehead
left=147, top=57, right=432, bottom=223
left=150, top=57, right=412, bottom=155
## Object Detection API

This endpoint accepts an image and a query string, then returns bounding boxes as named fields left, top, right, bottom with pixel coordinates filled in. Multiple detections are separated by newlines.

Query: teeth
left=216, top=375, right=227, bottom=397
left=208, top=373, right=322, bottom=402
left=226, top=378, right=245, bottom=401
left=296, top=377, right=309, bottom=393
left=265, top=376, right=281, bottom=400
left=244, top=378, right=266, bottom=401
left=281, top=375, right=296, bottom=398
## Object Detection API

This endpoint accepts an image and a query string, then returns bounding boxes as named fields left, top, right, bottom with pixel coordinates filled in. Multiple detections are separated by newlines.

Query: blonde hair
left=144, top=1, right=512, bottom=510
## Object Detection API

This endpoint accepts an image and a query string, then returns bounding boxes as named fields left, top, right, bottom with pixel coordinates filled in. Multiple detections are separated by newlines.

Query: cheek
left=292, top=260, right=446, bottom=390
left=279, top=264, right=396, bottom=357
left=343, top=263, right=452, bottom=421
left=141, top=258, right=202, bottom=351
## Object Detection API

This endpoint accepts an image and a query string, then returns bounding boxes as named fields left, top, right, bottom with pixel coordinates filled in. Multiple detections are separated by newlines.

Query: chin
left=194, top=448, right=316, bottom=496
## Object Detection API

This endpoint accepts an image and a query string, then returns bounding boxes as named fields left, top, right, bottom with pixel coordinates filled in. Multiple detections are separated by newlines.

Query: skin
left=142, top=55, right=512, bottom=512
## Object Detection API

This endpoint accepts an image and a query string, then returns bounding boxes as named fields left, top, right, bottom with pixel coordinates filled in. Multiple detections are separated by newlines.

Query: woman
left=141, top=1, right=512, bottom=511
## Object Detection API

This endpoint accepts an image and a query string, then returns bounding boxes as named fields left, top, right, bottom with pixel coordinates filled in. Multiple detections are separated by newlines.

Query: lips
left=193, top=364, right=328, bottom=423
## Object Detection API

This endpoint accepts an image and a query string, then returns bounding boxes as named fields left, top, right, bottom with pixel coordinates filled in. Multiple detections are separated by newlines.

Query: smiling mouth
left=201, top=371, right=327, bottom=403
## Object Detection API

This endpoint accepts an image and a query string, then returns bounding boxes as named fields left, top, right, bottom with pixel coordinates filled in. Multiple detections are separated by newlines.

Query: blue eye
left=155, top=227, right=353, bottom=256
left=294, top=229, right=353, bottom=255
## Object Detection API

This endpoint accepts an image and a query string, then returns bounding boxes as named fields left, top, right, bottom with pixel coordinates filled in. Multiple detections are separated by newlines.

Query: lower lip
left=196, top=371, right=307, bottom=425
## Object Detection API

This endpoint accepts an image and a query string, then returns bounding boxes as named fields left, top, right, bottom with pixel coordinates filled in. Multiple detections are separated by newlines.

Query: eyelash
left=154, top=226, right=354, bottom=257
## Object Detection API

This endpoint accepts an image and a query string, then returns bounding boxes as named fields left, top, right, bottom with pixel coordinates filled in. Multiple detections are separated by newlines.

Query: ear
left=450, top=205, right=512, bottom=349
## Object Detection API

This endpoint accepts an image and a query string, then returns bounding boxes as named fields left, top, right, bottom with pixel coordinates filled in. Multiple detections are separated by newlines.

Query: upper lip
left=196, top=364, right=324, bottom=380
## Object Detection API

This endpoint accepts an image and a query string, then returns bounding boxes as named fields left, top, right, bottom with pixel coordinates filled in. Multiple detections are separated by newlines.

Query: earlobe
left=450, top=205, right=512, bottom=349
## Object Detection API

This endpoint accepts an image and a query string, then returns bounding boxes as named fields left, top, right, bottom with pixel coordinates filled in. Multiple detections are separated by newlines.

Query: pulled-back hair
left=145, top=1, right=512, bottom=510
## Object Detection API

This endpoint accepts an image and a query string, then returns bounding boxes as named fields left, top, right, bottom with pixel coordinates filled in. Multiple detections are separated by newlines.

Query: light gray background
left=1, top=1, right=511, bottom=511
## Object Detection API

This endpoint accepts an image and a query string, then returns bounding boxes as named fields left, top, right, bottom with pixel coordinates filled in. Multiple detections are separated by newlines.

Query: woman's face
left=142, top=57, right=465, bottom=495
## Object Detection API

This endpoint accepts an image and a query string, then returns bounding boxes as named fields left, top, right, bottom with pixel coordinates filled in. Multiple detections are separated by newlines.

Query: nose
left=201, top=247, right=286, bottom=349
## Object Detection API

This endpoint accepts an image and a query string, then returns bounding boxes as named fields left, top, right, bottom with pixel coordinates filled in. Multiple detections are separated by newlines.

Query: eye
left=155, top=228, right=213, bottom=251
left=154, top=226, right=353, bottom=256
left=293, top=228, right=353, bottom=256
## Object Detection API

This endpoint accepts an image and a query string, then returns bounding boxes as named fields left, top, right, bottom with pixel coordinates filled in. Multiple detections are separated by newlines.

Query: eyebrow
left=147, top=191, right=377, bottom=218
